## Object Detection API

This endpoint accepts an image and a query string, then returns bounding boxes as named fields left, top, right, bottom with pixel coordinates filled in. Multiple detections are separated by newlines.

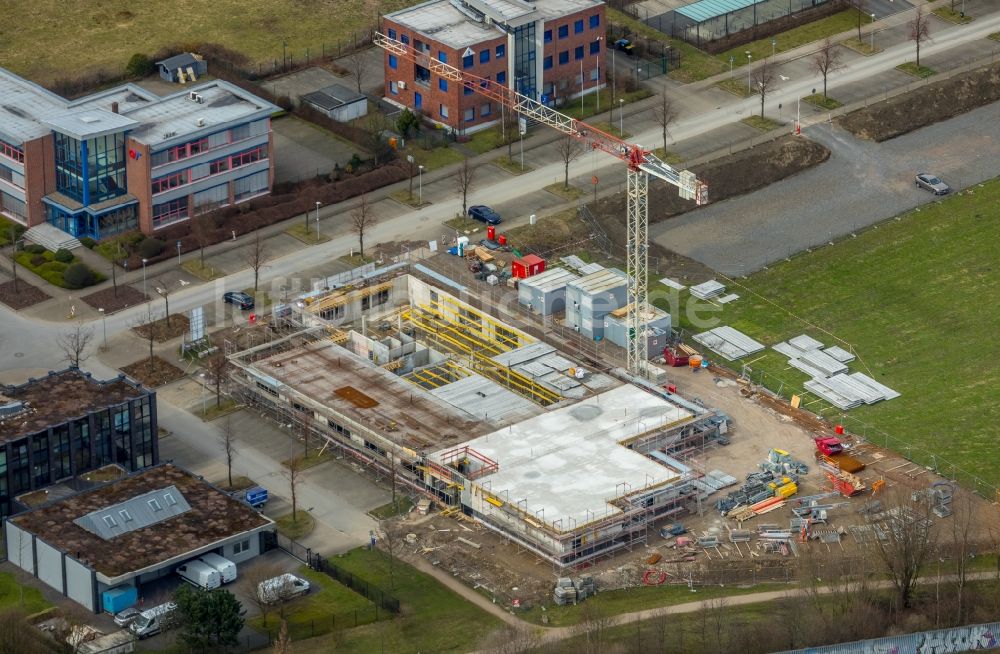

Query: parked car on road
left=915, top=173, right=950, bottom=195
left=223, top=291, right=255, bottom=310
left=113, top=607, right=142, bottom=628
left=469, top=205, right=502, bottom=225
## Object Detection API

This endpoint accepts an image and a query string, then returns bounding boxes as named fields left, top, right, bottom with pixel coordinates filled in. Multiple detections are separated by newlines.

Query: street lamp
left=729, top=55, right=734, bottom=79
left=618, top=98, right=624, bottom=135
left=176, top=240, right=181, bottom=265
left=596, top=37, right=603, bottom=112
left=98, top=308, right=107, bottom=349
left=200, top=372, right=207, bottom=414
left=870, top=14, right=876, bottom=51
left=314, top=201, right=321, bottom=239
left=746, top=52, right=752, bottom=93
left=141, top=258, right=148, bottom=298
left=771, top=38, right=776, bottom=59
left=418, top=165, right=424, bottom=205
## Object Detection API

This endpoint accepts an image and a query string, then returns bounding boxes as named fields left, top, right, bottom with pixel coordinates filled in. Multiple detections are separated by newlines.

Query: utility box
left=511, top=254, right=546, bottom=279
left=102, top=585, right=138, bottom=615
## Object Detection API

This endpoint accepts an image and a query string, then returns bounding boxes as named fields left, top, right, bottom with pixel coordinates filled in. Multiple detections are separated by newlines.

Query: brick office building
left=0, top=68, right=277, bottom=240
left=382, top=0, right=606, bottom=134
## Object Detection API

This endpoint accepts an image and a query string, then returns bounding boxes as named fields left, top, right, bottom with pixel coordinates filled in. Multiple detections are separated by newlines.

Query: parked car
left=197, top=552, right=238, bottom=584
left=469, top=205, right=502, bottom=225
left=613, top=38, right=635, bottom=55
left=223, top=291, right=255, bottom=310
left=915, top=173, right=950, bottom=195
left=257, top=573, right=311, bottom=604
left=113, top=607, right=142, bottom=628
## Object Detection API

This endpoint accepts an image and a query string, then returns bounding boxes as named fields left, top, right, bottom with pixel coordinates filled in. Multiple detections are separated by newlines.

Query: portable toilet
left=102, top=585, right=138, bottom=614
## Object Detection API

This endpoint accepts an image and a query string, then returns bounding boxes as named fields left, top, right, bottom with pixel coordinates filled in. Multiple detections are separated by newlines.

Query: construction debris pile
left=913, top=481, right=955, bottom=518
left=772, top=334, right=900, bottom=410
left=553, top=575, right=597, bottom=605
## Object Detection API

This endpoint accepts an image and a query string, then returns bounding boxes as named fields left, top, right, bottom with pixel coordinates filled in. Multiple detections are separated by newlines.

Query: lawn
left=544, top=182, right=584, bottom=201
left=285, top=223, right=332, bottom=245
left=606, top=8, right=726, bottom=83
left=294, top=548, right=501, bottom=653
left=804, top=93, right=843, bottom=110
left=493, top=155, right=534, bottom=175
left=275, top=510, right=316, bottom=541
left=897, top=62, right=936, bottom=79
left=14, top=248, right=105, bottom=289
left=0, top=571, right=52, bottom=614
left=700, top=179, right=1000, bottom=490
left=717, top=9, right=865, bottom=65
left=559, top=88, right=651, bottom=122
left=740, top=115, right=783, bottom=131
left=933, top=7, right=973, bottom=24
left=2, top=0, right=414, bottom=84
left=368, top=496, right=414, bottom=520
left=181, top=259, right=226, bottom=280
left=249, top=566, right=380, bottom=642
left=0, top=216, right=25, bottom=246
left=408, top=144, right=465, bottom=171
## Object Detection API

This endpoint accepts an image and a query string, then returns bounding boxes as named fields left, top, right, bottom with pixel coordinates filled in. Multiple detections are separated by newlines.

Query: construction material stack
left=553, top=575, right=596, bottom=605
left=813, top=437, right=865, bottom=474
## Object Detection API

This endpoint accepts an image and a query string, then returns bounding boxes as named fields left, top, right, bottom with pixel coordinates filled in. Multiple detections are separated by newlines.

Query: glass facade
left=513, top=23, right=537, bottom=99
left=54, top=132, right=127, bottom=205
left=0, top=392, right=157, bottom=519
left=46, top=202, right=137, bottom=240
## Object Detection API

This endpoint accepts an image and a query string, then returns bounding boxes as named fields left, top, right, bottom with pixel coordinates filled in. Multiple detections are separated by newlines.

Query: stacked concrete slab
left=692, top=326, right=765, bottom=360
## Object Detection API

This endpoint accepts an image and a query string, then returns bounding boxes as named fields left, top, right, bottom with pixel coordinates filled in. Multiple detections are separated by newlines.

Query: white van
left=176, top=560, right=222, bottom=590
left=198, top=553, right=237, bottom=584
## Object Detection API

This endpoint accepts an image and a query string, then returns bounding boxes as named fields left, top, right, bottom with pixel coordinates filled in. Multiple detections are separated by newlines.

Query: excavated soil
left=836, top=62, right=1000, bottom=142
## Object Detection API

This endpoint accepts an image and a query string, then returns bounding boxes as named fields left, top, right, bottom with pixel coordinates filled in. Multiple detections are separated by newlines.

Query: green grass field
left=702, top=179, right=1000, bottom=491
left=717, top=9, right=865, bottom=65
left=294, top=548, right=501, bottom=653
left=0, top=571, right=52, bottom=614
left=2, top=0, right=412, bottom=83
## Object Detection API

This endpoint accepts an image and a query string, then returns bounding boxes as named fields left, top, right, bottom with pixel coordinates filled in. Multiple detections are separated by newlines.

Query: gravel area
left=651, top=101, right=1000, bottom=275
left=0, top=280, right=50, bottom=309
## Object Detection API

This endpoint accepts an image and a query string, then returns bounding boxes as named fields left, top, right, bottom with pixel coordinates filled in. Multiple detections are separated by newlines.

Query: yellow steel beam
left=309, top=281, right=394, bottom=314
left=437, top=295, right=534, bottom=348
left=409, top=307, right=503, bottom=357
left=428, top=299, right=517, bottom=351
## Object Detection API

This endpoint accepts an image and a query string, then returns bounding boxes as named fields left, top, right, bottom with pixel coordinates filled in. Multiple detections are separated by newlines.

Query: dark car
left=469, top=205, right=502, bottom=225
left=613, top=38, right=635, bottom=55
left=223, top=291, right=255, bottom=310
left=915, top=173, right=950, bottom=195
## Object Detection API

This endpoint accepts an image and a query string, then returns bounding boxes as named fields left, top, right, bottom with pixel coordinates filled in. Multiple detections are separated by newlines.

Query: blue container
left=245, top=487, right=268, bottom=508
left=102, top=585, right=138, bottom=614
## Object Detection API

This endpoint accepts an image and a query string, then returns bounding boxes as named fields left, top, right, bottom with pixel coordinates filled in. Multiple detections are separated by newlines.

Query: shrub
left=79, top=236, right=97, bottom=249
left=41, top=261, right=68, bottom=274
left=54, top=248, right=74, bottom=263
left=25, top=244, right=46, bottom=255
left=137, top=238, right=166, bottom=258
left=63, top=263, right=96, bottom=289
left=126, top=53, right=154, bottom=78
left=30, top=254, right=47, bottom=267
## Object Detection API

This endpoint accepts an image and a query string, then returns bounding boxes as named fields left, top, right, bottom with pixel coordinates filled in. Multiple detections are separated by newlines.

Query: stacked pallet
left=690, top=280, right=726, bottom=300
left=693, top=326, right=766, bottom=360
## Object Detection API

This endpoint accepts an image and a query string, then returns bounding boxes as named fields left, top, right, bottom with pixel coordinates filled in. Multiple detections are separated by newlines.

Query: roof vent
left=196, top=118, right=205, bottom=127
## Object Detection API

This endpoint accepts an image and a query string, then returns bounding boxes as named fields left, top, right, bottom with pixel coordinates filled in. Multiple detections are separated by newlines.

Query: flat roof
left=302, top=84, right=367, bottom=111
left=45, top=109, right=139, bottom=141
left=433, top=385, right=692, bottom=529
left=0, top=370, right=147, bottom=444
left=427, top=374, right=540, bottom=423
left=157, top=53, right=200, bottom=70
left=568, top=267, right=626, bottom=294
left=10, top=464, right=270, bottom=578
left=68, top=84, right=159, bottom=114
left=676, top=0, right=757, bottom=23
left=0, top=68, right=71, bottom=144
left=520, top=267, right=578, bottom=293
left=125, top=80, right=278, bottom=148
left=247, top=340, right=481, bottom=451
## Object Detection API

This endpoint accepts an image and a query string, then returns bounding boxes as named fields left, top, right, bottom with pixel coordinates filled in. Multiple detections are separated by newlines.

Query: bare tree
left=576, top=602, right=614, bottom=654
left=909, top=6, right=931, bottom=67
left=848, top=0, right=867, bottom=42
left=407, top=155, right=416, bottom=200
left=220, top=415, right=238, bottom=488
left=203, top=352, right=231, bottom=408
left=241, top=563, right=284, bottom=629
left=131, top=309, right=159, bottom=367
left=346, top=50, right=371, bottom=94
left=242, top=228, right=268, bottom=293
left=811, top=39, right=845, bottom=100
left=57, top=321, right=95, bottom=368
left=455, top=157, right=478, bottom=218
left=350, top=193, right=376, bottom=258
left=272, top=619, right=292, bottom=654
left=752, top=60, right=776, bottom=118
left=365, top=111, right=394, bottom=167
left=651, top=90, right=677, bottom=154
left=948, top=489, right=976, bottom=625
left=871, top=491, right=937, bottom=609
left=499, top=104, right=518, bottom=159
left=284, top=456, right=303, bottom=522
left=153, top=278, right=173, bottom=328
left=556, top=136, right=584, bottom=190
left=0, top=608, right=59, bottom=654
left=191, top=214, right=212, bottom=266
left=7, top=226, right=19, bottom=293
left=382, top=520, right=397, bottom=590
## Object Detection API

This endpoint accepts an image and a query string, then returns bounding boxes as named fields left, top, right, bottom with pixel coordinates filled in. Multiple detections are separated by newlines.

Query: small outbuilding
left=156, top=53, right=208, bottom=83
left=511, top=254, right=546, bottom=279
left=301, top=84, right=369, bottom=122
left=518, top=267, right=578, bottom=316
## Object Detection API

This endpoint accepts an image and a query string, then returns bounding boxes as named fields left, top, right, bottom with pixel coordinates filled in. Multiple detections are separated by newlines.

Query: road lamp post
left=771, top=38, right=776, bottom=59
left=418, top=165, right=424, bottom=205
left=618, top=98, right=624, bottom=135
left=596, top=37, right=603, bottom=112
left=98, top=308, right=107, bottom=349
left=746, top=52, right=752, bottom=93
left=729, top=55, right=734, bottom=79
left=200, top=372, right=207, bottom=414
left=315, top=201, right=321, bottom=239
left=141, top=258, right=148, bottom=298
left=176, top=240, right=181, bottom=265
left=870, top=14, right=876, bottom=51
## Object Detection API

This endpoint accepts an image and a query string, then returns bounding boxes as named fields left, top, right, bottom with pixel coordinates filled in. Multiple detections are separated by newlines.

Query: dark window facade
left=513, top=22, right=537, bottom=99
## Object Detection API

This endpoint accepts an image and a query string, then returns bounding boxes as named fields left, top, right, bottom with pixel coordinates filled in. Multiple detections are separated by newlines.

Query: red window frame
left=0, top=142, right=25, bottom=164
left=231, top=145, right=267, bottom=169
left=152, top=198, right=188, bottom=227
left=151, top=171, right=187, bottom=194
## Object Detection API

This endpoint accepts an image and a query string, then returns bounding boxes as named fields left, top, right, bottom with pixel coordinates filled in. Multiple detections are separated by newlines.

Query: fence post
left=354, top=609, right=358, bottom=627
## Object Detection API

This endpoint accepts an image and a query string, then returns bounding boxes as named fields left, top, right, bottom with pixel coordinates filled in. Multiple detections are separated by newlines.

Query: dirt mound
left=589, top=135, right=830, bottom=280
left=836, top=62, right=1000, bottom=142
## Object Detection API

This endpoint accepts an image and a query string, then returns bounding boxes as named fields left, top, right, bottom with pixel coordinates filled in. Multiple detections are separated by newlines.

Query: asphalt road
left=651, top=101, right=1000, bottom=275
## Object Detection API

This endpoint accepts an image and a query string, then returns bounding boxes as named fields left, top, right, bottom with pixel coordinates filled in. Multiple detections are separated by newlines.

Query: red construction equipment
left=663, top=345, right=690, bottom=367
left=814, top=436, right=865, bottom=473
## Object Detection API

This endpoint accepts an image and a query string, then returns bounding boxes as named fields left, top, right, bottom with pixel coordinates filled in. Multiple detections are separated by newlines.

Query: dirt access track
left=836, top=61, right=1000, bottom=142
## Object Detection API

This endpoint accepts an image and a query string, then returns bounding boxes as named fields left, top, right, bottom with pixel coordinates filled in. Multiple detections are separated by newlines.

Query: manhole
left=14, top=352, right=23, bottom=358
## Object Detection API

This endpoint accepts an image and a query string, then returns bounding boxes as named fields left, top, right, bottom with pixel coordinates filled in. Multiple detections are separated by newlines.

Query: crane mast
left=374, top=32, right=708, bottom=376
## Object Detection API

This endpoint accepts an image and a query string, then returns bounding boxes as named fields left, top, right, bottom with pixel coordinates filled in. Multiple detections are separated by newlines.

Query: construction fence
left=312, top=553, right=402, bottom=615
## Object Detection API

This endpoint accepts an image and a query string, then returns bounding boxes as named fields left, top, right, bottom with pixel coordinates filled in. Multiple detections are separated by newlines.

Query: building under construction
left=228, top=268, right=725, bottom=567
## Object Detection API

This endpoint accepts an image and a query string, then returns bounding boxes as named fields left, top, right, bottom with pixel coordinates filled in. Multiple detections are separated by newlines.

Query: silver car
left=113, top=607, right=142, bottom=627
left=915, top=173, right=950, bottom=195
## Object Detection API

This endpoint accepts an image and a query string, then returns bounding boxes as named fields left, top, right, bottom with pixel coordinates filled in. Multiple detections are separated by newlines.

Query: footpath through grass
left=295, top=548, right=501, bottom=653
left=707, top=179, right=1000, bottom=488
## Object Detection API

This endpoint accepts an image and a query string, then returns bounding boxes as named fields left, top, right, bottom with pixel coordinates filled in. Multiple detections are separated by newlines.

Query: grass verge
left=368, top=497, right=415, bottom=520
left=338, top=253, right=372, bottom=267
left=294, top=548, right=501, bottom=654
left=181, top=259, right=226, bottom=280
left=716, top=78, right=752, bottom=98
left=586, top=121, right=630, bottom=138
left=544, top=183, right=584, bottom=201
left=194, top=398, right=240, bottom=421
left=409, top=145, right=465, bottom=171
left=0, top=571, right=52, bottom=613
left=651, top=148, right=683, bottom=165
left=718, top=9, right=864, bottom=64
left=388, top=190, right=429, bottom=208
left=493, top=155, right=534, bottom=175
left=803, top=94, right=843, bottom=110
left=991, top=32, right=1000, bottom=42
left=706, top=178, right=1000, bottom=486
left=275, top=510, right=316, bottom=541
left=286, top=223, right=332, bottom=245
left=606, top=8, right=726, bottom=83
left=841, top=37, right=881, bottom=55
left=283, top=451, right=334, bottom=471
left=896, top=62, right=936, bottom=78
left=559, top=88, right=651, bottom=121
left=249, top=566, right=380, bottom=641
left=741, top=115, right=784, bottom=131
left=933, top=7, right=973, bottom=24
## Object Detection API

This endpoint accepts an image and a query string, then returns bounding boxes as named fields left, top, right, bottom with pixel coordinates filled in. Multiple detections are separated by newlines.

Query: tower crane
left=375, top=32, right=708, bottom=376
